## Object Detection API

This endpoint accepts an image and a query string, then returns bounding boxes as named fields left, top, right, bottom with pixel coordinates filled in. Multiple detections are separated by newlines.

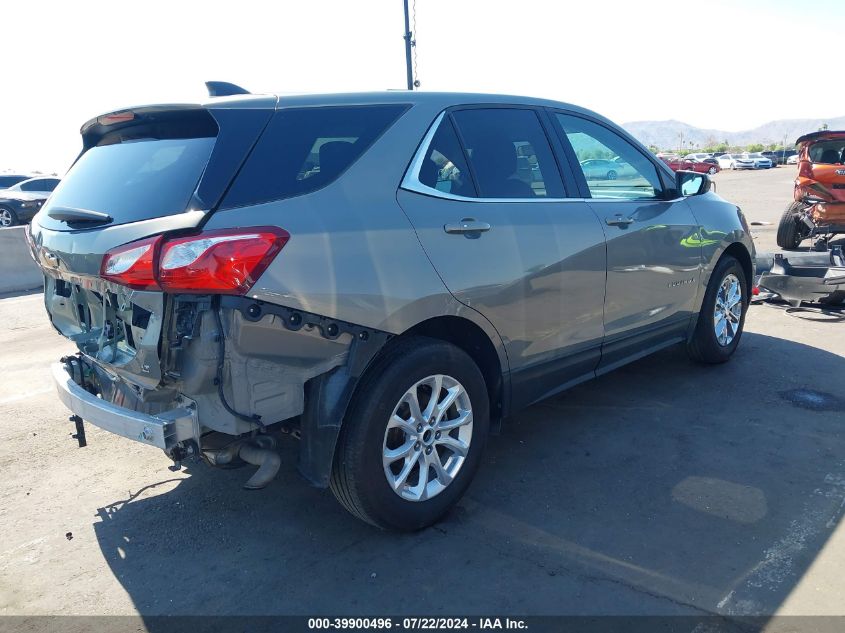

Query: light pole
left=403, top=0, right=414, bottom=90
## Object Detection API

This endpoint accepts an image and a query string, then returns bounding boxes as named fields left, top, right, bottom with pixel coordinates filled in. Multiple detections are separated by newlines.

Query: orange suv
left=777, top=130, right=845, bottom=249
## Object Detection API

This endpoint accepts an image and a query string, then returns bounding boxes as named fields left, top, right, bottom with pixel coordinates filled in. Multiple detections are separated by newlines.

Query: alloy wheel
left=0, top=209, right=12, bottom=227
left=713, top=273, right=743, bottom=346
left=382, top=374, right=473, bottom=502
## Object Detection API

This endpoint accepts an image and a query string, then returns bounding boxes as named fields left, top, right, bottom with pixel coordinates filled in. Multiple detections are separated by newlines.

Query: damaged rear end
left=29, top=95, right=377, bottom=488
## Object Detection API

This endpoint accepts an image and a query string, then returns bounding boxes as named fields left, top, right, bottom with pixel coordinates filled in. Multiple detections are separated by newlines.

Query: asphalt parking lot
left=1, top=167, right=844, bottom=621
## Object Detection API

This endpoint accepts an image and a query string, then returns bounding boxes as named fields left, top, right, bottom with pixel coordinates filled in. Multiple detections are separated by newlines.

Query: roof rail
left=205, top=81, right=251, bottom=97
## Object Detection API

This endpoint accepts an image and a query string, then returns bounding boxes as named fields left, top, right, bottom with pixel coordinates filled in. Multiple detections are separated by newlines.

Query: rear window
left=809, top=141, right=845, bottom=164
left=221, top=104, right=408, bottom=208
left=43, top=136, right=215, bottom=225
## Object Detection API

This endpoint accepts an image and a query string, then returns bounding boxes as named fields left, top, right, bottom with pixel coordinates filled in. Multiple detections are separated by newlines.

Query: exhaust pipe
left=238, top=443, right=281, bottom=490
left=206, top=436, right=281, bottom=490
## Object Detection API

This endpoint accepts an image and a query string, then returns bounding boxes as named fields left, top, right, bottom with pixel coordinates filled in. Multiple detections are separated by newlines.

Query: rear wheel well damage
left=300, top=315, right=504, bottom=488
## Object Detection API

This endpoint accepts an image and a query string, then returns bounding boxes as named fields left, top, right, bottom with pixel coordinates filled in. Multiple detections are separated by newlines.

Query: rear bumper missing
left=51, top=362, right=196, bottom=450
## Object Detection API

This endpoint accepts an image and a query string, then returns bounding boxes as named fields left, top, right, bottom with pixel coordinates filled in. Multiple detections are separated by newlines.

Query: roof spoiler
left=795, top=130, right=845, bottom=146
left=205, top=81, right=251, bottom=98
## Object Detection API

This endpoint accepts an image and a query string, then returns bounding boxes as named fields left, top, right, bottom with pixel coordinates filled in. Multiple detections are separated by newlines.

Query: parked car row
left=0, top=175, right=61, bottom=227
left=716, top=153, right=773, bottom=170
left=660, top=156, right=721, bottom=175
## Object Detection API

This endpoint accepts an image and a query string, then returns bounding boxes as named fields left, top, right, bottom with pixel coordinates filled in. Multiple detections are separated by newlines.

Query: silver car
left=28, top=88, right=754, bottom=530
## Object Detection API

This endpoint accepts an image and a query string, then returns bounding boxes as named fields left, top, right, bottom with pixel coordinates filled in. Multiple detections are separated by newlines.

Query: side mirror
left=677, top=170, right=712, bottom=196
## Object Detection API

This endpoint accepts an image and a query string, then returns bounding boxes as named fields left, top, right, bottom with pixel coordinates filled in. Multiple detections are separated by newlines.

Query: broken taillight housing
left=159, top=227, right=289, bottom=294
left=100, top=235, right=162, bottom=290
left=100, top=227, right=289, bottom=295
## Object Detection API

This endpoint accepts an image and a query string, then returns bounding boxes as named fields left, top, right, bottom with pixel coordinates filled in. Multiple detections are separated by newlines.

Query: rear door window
left=417, top=117, right=477, bottom=197
left=222, top=104, right=409, bottom=208
left=450, top=108, right=564, bottom=199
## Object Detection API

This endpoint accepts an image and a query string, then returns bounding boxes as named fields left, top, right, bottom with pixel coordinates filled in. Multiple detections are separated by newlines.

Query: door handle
left=444, top=218, right=492, bottom=234
left=605, top=214, right=635, bottom=227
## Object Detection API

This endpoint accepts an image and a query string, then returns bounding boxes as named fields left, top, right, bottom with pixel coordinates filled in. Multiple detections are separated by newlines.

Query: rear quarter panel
left=203, top=102, right=509, bottom=370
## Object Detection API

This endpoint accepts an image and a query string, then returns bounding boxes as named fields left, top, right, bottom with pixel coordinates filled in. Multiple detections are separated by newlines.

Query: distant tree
left=820, top=123, right=829, bottom=131
left=648, top=145, right=659, bottom=154
left=747, top=143, right=764, bottom=152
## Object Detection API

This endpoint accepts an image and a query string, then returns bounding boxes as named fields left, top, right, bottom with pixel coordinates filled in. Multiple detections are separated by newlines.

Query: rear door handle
left=605, top=214, right=635, bottom=227
left=444, top=218, right=492, bottom=234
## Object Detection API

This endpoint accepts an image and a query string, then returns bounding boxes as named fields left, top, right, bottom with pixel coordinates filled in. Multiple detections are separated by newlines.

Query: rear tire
left=708, top=166, right=717, bottom=175
left=687, top=255, right=748, bottom=364
left=330, top=336, right=489, bottom=531
left=0, top=206, right=18, bottom=227
left=776, top=201, right=808, bottom=250
left=606, top=170, right=618, bottom=180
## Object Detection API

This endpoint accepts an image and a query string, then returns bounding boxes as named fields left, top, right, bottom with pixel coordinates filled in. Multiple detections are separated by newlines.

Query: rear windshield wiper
left=47, top=206, right=113, bottom=225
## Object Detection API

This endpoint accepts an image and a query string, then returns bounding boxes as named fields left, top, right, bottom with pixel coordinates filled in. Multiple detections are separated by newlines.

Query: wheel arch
left=298, top=313, right=508, bottom=488
left=400, top=315, right=506, bottom=425
left=722, top=241, right=754, bottom=297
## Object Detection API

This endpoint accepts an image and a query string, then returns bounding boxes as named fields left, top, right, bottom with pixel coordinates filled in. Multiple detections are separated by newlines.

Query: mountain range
left=622, top=116, right=845, bottom=150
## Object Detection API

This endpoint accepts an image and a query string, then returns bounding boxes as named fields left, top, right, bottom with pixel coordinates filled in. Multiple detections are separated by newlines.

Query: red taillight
left=101, top=228, right=289, bottom=294
left=100, top=235, right=162, bottom=290
left=158, top=227, right=289, bottom=294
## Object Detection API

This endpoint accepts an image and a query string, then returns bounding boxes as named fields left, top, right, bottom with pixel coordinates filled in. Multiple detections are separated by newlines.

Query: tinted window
left=556, top=114, right=662, bottom=200
left=223, top=104, right=408, bottom=208
left=451, top=108, right=564, bottom=199
left=44, top=137, right=214, bottom=224
left=417, top=117, right=477, bottom=197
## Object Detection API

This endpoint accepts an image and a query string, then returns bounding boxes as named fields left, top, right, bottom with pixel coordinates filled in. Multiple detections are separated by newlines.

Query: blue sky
left=4, top=0, right=843, bottom=173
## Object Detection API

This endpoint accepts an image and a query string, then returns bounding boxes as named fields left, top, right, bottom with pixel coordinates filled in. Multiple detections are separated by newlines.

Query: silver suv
left=28, top=88, right=754, bottom=530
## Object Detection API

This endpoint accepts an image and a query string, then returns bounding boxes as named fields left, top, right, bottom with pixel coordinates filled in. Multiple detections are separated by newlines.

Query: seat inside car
left=818, top=148, right=841, bottom=164
left=471, top=137, right=535, bottom=198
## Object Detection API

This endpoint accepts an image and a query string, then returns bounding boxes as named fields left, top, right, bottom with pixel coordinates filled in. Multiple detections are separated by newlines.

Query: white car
left=717, top=154, right=755, bottom=170
left=685, top=153, right=713, bottom=162
left=743, top=153, right=773, bottom=169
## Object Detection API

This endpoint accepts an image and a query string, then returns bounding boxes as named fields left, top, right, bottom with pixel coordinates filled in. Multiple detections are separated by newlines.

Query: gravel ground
left=1, top=168, right=844, bottom=623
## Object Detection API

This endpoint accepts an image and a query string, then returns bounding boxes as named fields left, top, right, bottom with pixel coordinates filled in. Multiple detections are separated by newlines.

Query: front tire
left=687, top=255, right=748, bottom=364
left=606, top=170, right=618, bottom=180
left=330, top=336, right=489, bottom=531
left=776, top=201, right=808, bottom=250
left=0, top=207, right=18, bottom=227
